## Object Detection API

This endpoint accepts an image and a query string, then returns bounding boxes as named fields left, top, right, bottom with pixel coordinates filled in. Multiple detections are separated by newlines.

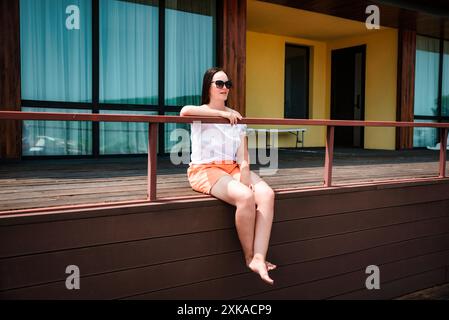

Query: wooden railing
left=1, top=111, right=448, bottom=202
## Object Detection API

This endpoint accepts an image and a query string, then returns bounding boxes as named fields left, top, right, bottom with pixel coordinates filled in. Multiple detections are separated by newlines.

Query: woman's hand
left=230, top=109, right=243, bottom=119
left=220, top=110, right=242, bottom=125
left=220, top=109, right=242, bottom=125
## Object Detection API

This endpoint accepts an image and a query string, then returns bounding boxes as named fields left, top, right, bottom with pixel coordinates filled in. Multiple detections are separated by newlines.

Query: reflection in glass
left=22, top=107, right=92, bottom=156
left=413, top=120, right=438, bottom=148
left=100, top=110, right=158, bottom=155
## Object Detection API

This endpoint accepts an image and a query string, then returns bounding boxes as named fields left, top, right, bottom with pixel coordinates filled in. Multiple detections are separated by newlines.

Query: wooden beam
left=0, top=0, right=21, bottom=160
left=219, top=0, right=246, bottom=116
left=396, top=28, right=416, bottom=150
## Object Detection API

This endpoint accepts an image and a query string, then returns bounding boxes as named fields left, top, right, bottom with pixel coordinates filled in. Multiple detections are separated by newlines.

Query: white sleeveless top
left=190, top=122, right=248, bottom=164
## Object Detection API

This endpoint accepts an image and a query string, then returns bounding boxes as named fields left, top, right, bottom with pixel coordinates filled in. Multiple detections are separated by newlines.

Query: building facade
left=1, top=0, right=449, bottom=159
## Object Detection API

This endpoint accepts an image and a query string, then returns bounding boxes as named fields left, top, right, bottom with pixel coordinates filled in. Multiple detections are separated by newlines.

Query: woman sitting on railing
left=180, top=67, right=276, bottom=285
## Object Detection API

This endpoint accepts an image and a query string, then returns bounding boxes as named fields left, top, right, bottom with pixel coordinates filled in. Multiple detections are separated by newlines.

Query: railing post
left=324, top=126, right=334, bottom=187
left=148, top=123, right=158, bottom=201
left=439, top=128, right=448, bottom=178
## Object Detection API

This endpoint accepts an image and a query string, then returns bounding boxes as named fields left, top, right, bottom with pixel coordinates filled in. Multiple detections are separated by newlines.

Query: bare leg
left=232, top=171, right=276, bottom=284
left=210, top=175, right=257, bottom=266
left=250, top=171, right=275, bottom=266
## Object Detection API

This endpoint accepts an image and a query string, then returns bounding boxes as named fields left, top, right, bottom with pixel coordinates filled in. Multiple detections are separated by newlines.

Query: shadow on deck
left=0, top=148, right=448, bottom=299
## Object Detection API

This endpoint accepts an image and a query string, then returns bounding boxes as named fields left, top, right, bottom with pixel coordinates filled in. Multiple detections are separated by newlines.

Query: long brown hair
left=201, top=67, right=229, bottom=105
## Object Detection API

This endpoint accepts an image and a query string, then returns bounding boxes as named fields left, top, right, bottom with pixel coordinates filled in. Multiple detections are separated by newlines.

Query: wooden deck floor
left=0, top=148, right=447, bottom=211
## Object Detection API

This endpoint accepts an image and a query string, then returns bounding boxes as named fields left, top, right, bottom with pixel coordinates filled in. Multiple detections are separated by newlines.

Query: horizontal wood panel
left=1, top=216, right=448, bottom=298
left=3, top=233, right=447, bottom=299
left=128, top=234, right=449, bottom=299
left=1, top=175, right=449, bottom=298
left=1, top=201, right=448, bottom=291
left=244, top=267, right=447, bottom=300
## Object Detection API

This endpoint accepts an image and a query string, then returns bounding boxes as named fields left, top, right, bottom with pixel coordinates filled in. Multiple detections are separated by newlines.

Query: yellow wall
left=327, top=29, right=398, bottom=150
left=246, top=28, right=398, bottom=150
left=246, top=31, right=327, bottom=148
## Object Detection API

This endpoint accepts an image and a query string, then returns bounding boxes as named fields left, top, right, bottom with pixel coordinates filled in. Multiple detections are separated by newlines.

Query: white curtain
left=100, top=0, right=158, bottom=105
left=164, top=0, right=216, bottom=106
left=164, top=1, right=215, bottom=152
left=20, top=0, right=92, bottom=102
left=414, top=36, right=440, bottom=117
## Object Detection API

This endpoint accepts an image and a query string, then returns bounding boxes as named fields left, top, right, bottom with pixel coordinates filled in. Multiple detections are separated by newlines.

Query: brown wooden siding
left=396, top=28, right=416, bottom=150
left=0, top=0, right=21, bottom=160
left=219, top=0, right=246, bottom=116
left=1, top=180, right=448, bottom=299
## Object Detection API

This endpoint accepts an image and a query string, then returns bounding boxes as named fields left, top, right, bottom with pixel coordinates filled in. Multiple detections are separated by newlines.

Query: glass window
left=100, top=110, right=158, bottom=155
left=22, top=107, right=92, bottom=156
left=414, top=36, right=440, bottom=117
left=20, top=0, right=92, bottom=102
left=100, top=0, right=159, bottom=105
left=165, top=0, right=216, bottom=106
left=442, top=41, right=449, bottom=117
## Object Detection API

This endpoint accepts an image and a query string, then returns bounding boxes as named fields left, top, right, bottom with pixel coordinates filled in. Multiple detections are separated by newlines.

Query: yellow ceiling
left=247, top=0, right=392, bottom=41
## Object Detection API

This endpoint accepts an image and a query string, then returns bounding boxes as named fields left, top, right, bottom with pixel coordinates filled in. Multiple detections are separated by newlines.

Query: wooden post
left=219, top=0, right=246, bottom=116
left=147, top=123, right=158, bottom=201
left=439, top=128, right=448, bottom=178
left=324, top=126, right=335, bottom=187
left=0, top=0, right=22, bottom=160
left=396, top=28, right=416, bottom=150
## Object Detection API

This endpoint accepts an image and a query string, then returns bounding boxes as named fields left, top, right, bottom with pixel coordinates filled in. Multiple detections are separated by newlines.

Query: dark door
left=331, top=45, right=366, bottom=148
left=285, top=44, right=309, bottom=119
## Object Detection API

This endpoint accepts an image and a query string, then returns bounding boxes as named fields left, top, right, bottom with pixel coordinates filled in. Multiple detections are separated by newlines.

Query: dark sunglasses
left=211, top=80, right=233, bottom=89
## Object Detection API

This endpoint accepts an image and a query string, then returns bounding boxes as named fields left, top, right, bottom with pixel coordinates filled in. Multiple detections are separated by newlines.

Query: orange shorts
left=187, top=161, right=241, bottom=195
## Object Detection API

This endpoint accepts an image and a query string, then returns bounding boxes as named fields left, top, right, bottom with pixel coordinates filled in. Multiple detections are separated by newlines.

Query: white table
left=246, top=128, right=307, bottom=149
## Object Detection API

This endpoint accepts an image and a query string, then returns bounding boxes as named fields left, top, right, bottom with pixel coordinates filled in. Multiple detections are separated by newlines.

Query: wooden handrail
left=1, top=111, right=449, bottom=128
left=0, top=111, right=448, bottom=201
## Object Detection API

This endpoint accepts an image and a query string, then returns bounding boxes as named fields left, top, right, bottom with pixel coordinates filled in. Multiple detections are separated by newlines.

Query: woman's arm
left=180, top=105, right=242, bottom=124
left=236, top=130, right=252, bottom=189
left=180, top=105, right=225, bottom=117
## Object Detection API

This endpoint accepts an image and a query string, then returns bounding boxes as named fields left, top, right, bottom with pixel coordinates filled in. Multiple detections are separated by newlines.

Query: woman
left=180, top=67, right=276, bottom=285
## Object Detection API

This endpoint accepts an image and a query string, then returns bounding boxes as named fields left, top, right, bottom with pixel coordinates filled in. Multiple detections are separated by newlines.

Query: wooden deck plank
left=0, top=148, right=447, bottom=211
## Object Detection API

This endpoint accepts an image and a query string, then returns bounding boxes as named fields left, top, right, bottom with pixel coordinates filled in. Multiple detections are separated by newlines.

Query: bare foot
left=248, top=257, right=274, bottom=285
left=266, top=261, right=277, bottom=271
